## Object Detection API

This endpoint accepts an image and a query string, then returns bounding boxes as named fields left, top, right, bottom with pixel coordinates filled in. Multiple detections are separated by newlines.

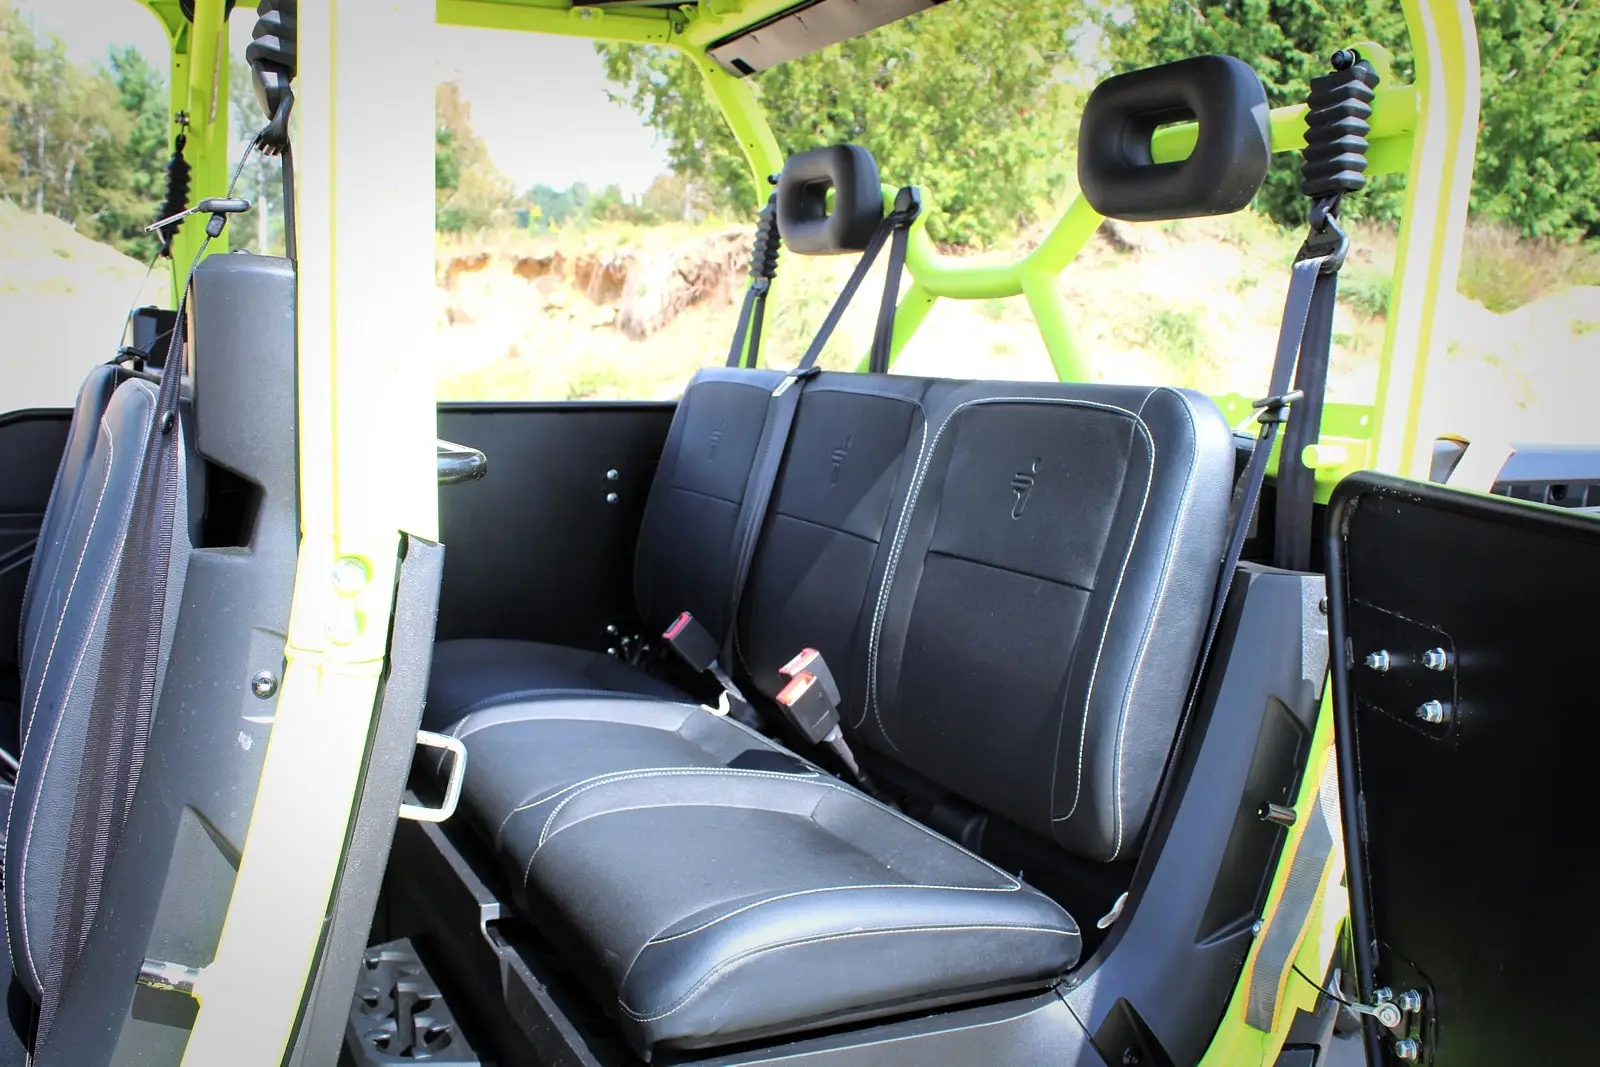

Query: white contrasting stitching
left=519, top=761, right=1026, bottom=893
left=1106, top=389, right=1205, bottom=860
left=1049, top=394, right=1157, bottom=828
left=20, top=423, right=113, bottom=749
left=620, top=923, right=1077, bottom=1023
left=865, top=395, right=1155, bottom=777
left=643, top=880, right=1022, bottom=947
left=496, top=763, right=819, bottom=844
left=15, top=415, right=132, bottom=988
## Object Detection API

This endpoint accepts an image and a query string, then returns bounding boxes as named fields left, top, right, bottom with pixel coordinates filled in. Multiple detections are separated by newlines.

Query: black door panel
left=435, top=402, right=676, bottom=653
left=1328, top=472, right=1600, bottom=1066
left=0, top=409, right=72, bottom=681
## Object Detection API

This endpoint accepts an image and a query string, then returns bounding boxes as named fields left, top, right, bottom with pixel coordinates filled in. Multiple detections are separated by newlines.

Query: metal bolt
left=250, top=671, right=278, bottom=699
left=1422, top=647, right=1449, bottom=671
left=1393, top=1038, right=1420, bottom=1061
left=1251, top=920, right=1263, bottom=936
left=1416, top=699, right=1448, bottom=724
left=1373, top=987, right=1393, bottom=1004
left=606, top=624, right=619, bottom=635
left=607, top=647, right=619, bottom=657
left=332, top=557, right=370, bottom=595
left=1318, top=596, right=1329, bottom=615
left=606, top=469, right=619, bottom=481
left=1365, top=650, right=1391, bottom=672
left=1397, top=989, right=1423, bottom=1013
left=605, top=492, right=619, bottom=504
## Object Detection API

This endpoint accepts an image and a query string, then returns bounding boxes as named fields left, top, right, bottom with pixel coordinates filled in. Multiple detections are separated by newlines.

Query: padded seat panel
left=423, top=639, right=689, bottom=731
left=446, top=697, right=1080, bottom=1056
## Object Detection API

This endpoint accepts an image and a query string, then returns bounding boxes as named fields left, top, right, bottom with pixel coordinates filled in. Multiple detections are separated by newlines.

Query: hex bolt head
left=1416, top=699, right=1448, bottom=724
left=1393, top=1038, right=1420, bottom=1061
left=1365, top=650, right=1391, bottom=672
left=332, top=557, right=370, bottom=596
left=250, top=671, right=279, bottom=699
left=605, top=492, right=619, bottom=505
left=1422, top=647, right=1449, bottom=671
left=1397, top=989, right=1423, bottom=1013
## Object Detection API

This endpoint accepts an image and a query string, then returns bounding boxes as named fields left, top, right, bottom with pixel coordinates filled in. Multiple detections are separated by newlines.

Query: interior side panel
left=1329, top=472, right=1600, bottom=1066
left=435, top=403, right=676, bottom=652
left=0, top=410, right=71, bottom=688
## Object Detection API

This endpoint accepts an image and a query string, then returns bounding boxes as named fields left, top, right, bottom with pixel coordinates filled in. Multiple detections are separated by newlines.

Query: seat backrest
left=735, top=375, right=1234, bottom=863
left=18, top=364, right=123, bottom=686
left=5, top=375, right=193, bottom=1006
left=632, top=366, right=783, bottom=641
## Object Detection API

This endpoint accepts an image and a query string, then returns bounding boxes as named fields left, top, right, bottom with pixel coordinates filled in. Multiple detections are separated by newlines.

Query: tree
left=435, top=82, right=515, bottom=233
left=1109, top=0, right=1600, bottom=239
left=231, top=55, right=285, bottom=254
left=598, top=0, right=1091, bottom=247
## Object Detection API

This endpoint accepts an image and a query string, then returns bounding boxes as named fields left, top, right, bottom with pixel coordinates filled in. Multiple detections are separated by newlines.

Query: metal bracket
left=399, top=731, right=467, bottom=823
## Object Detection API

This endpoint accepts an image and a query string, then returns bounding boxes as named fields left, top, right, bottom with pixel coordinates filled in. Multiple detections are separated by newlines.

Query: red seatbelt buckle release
left=662, top=611, right=719, bottom=674
left=779, top=647, right=841, bottom=708
left=774, top=669, right=840, bottom=746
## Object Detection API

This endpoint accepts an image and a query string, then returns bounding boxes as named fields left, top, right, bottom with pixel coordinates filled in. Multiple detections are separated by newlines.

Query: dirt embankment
left=438, top=228, right=750, bottom=343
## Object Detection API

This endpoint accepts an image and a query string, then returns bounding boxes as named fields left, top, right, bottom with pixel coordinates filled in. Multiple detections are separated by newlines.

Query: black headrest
left=776, top=145, right=883, bottom=255
left=1078, top=55, right=1270, bottom=223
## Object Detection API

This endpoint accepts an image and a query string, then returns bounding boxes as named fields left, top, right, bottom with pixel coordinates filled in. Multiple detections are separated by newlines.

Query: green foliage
left=1339, top=264, right=1392, bottom=318
left=435, top=82, right=515, bottom=233
left=0, top=5, right=174, bottom=260
left=1111, top=0, right=1600, bottom=240
left=1469, top=0, right=1600, bottom=239
left=598, top=0, right=1089, bottom=247
left=1108, top=0, right=1413, bottom=228
left=1456, top=219, right=1600, bottom=312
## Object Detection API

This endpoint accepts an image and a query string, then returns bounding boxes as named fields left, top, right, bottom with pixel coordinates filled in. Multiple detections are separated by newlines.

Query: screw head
left=1397, top=989, right=1423, bottom=1013
left=1393, top=1037, right=1420, bottom=1061
left=1318, top=596, right=1329, bottom=615
left=605, top=492, right=619, bottom=504
left=1422, top=647, right=1449, bottom=671
left=606, top=624, right=619, bottom=635
left=606, top=469, right=619, bottom=481
left=1365, top=650, right=1391, bottom=672
left=250, top=671, right=279, bottom=699
left=1251, top=920, right=1263, bottom=935
left=1416, top=699, right=1447, bottom=724
left=332, top=557, right=370, bottom=595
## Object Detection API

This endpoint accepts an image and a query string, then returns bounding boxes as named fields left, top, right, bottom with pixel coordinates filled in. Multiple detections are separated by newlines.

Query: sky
left=12, top=0, right=670, bottom=195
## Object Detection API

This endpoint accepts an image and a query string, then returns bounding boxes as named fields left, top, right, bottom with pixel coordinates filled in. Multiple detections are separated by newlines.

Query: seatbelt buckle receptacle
left=663, top=611, right=719, bottom=674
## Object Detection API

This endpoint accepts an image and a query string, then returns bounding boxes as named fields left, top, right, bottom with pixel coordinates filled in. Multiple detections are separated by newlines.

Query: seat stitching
left=1109, top=389, right=1204, bottom=860
left=619, top=923, right=1077, bottom=1023
left=451, top=686, right=671, bottom=723
left=526, top=768, right=827, bottom=880
left=13, top=420, right=128, bottom=989
left=495, top=763, right=820, bottom=844
left=1053, top=388, right=1158, bottom=825
left=863, top=396, right=1153, bottom=774
left=518, top=762, right=1023, bottom=891
left=450, top=694, right=699, bottom=748
left=643, top=881, right=1023, bottom=947
left=20, top=422, right=113, bottom=748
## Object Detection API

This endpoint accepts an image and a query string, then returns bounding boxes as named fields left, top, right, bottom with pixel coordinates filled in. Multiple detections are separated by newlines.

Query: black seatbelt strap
left=36, top=130, right=267, bottom=1045
left=711, top=189, right=921, bottom=720
left=869, top=188, right=919, bottom=374
left=726, top=192, right=781, bottom=369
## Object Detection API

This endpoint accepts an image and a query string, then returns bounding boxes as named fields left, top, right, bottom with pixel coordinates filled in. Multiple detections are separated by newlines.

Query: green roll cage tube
left=137, top=0, right=1480, bottom=496
left=119, top=4, right=1482, bottom=1065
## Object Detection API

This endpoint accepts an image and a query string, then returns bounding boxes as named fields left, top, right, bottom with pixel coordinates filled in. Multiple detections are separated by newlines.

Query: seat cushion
left=441, top=697, right=1080, bottom=1055
left=423, top=639, right=690, bottom=731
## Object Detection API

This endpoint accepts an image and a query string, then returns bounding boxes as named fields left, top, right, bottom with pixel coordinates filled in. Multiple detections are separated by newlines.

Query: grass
left=1456, top=222, right=1600, bottom=313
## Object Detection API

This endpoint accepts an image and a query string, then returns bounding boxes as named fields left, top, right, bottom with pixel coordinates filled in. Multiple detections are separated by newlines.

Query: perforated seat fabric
left=442, top=696, right=1080, bottom=1055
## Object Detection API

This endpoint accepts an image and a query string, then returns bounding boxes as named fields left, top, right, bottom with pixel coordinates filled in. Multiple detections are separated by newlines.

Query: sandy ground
left=0, top=201, right=169, bottom=412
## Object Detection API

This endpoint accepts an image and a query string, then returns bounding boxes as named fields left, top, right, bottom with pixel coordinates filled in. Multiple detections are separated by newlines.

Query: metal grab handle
left=400, top=730, right=467, bottom=823
left=437, top=439, right=488, bottom=486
